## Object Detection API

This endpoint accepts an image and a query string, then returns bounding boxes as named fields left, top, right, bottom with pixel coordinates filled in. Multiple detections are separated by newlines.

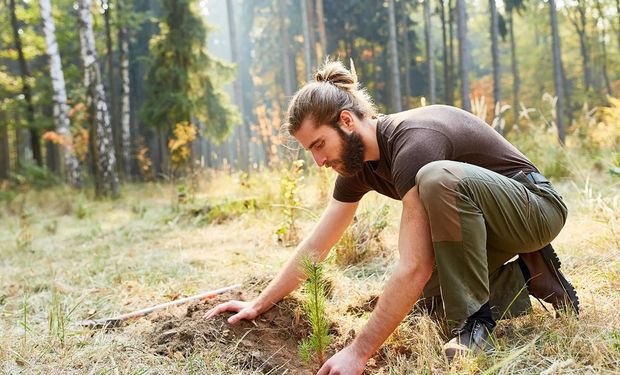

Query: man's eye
left=317, top=141, right=325, bottom=150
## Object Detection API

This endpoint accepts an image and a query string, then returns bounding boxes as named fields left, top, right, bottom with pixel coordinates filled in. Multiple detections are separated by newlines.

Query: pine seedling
left=299, top=257, right=332, bottom=368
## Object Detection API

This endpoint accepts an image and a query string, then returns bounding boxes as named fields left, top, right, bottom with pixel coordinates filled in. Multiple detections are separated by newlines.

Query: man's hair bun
left=314, top=60, right=357, bottom=92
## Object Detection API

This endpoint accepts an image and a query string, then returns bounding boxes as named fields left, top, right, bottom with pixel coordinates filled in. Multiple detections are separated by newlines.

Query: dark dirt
left=143, top=278, right=403, bottom=374
left=146, top=282, right=317, bottom=374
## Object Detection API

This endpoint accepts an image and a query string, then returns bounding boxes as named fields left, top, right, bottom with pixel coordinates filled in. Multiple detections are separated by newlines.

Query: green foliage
left=171, top=198, right=257, bottom=226
left=333, top=205, right=391, bottom=267
left=276, top=160, right=305, bottom=246
left=48, top=286, right=67, bottom=348
left=140, top=0, right=239, bottom=142
left=10, top=163, right=60, bottom=189
left=299, top=257, right=332, bottom=368
left=16, top=211, right=32, bottom=251
left=74, top=197, right=91, bottom=220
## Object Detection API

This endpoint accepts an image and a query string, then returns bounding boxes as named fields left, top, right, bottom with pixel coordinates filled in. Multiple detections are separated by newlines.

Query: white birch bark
left=78, top=0, right=119, bottom=196
left=40, top=0, right=82, bottom=187
left=117, top=0, right=131, bottom=177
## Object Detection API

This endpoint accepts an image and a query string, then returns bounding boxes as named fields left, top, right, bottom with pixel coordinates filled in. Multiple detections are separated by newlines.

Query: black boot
left=443, top=302, right=496, bottom=362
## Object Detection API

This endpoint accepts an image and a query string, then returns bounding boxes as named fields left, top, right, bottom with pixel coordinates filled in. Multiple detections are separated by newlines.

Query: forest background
left=0, top=0, right=619, bottom=373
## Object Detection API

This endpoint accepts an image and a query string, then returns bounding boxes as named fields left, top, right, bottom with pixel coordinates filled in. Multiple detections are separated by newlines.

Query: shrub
left=333, top=205, right=390, bottom=266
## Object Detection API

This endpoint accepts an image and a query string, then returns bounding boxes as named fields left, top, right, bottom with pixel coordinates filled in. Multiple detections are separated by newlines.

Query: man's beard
left=334, top=127, right=365, bottom=177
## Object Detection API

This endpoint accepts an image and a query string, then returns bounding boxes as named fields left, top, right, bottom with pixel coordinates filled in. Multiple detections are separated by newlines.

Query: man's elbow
left=399, top=259, right=434, bottom=285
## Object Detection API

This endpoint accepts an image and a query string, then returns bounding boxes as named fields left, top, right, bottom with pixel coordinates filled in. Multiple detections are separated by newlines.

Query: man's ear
left=339, top=110, right=355, bottom=132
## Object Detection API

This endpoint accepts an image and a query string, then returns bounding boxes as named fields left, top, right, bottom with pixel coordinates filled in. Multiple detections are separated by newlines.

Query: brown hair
left=284, top=60, right=377, bottom=135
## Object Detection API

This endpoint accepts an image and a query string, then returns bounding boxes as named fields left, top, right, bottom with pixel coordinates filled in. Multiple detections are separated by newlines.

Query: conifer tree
left=140, top=0, right=239, bottom=155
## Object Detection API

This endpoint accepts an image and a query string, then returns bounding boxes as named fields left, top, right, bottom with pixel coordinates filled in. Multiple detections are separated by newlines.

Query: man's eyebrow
left=308, top=138, right=322, bottom=150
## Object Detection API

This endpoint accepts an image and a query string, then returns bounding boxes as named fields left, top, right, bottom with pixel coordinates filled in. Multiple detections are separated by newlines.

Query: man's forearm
left=348, top=263, right=430, bottom=360
left=253, top=242, right=318, bottom=312
left=254, top=199, right=358, bottom=313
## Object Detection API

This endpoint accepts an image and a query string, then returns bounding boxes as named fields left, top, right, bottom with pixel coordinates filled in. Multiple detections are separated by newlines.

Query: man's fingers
left=316, top=362, right=331, bottom=375
left=227, top=308, right=254, bottom=324
left=203, top=301, right=238, bottom=320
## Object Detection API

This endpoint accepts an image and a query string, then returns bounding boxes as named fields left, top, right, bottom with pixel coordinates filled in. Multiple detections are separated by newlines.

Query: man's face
left=294, top=118, right=365, bottom=177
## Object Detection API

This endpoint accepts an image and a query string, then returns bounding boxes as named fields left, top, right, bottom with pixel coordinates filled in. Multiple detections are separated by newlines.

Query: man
left=205, top=61, right=579, bottom=374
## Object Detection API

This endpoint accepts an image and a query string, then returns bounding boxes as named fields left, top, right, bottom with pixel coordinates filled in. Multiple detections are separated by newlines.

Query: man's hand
left=203, top=300, right=260, bottom=324
left=317, top=346, right=367, bottom=375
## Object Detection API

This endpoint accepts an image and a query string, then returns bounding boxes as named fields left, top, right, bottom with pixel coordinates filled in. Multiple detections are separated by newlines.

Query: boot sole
left=540, top=244, right=580, bottom=316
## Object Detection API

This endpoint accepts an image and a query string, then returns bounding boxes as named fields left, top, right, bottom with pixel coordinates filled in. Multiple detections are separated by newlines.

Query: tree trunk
left=617, top=0, right=620, bottom=50
left=448, top=0, right=455, bottom=105
left=239, top=2, right=260, bottom=165
left=549, top=0, right=566, bottom=143
left=9, top=0, right=42, bottom=167
left=424, top=0, right=436, bottom=104
left=306, top=0, right=316, bottom=68
left=279, top=0, right=295, bottom=97
left=508, top=11, right=520, bottom=128
left=402, top=10, right=412, bottom=107
left=440, top=0, right=450, bottom=104
left=227, top=0, right=249, bottom=171
left=117, top=0, right=132, bottom=178
left=387, top=0, right=402, bottom=112
left=0, top=118, right=9, bottom=181
left=456, top=0, right=470, bottom=111
left=595, top=0, right=613, bottom=95
left=40, top=0, right=82, bottom=186
left=78, top=0, right=120, bottom=197
left=316, top=0, right=327, bottom=61
left=103, top=0, right=121, bottom=174
left=301, top=0, right=313, bottom=81
left=567, top=1, right=591, bottom=92
left=489, top=0, right=500, bottom=108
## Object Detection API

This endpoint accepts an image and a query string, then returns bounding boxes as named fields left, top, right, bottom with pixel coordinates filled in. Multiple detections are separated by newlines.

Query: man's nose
left=312, top=151, right=326, bottom=167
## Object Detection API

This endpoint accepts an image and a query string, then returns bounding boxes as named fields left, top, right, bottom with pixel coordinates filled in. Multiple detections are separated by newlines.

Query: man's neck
left=362, top=117, right=380, bottom=162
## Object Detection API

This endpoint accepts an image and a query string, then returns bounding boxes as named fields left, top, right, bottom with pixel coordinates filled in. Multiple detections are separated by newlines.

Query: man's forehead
left=296, top=120, right=331, bottom=148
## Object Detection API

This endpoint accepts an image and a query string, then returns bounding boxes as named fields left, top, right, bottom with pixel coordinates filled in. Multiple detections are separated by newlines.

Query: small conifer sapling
left=299, top=257, right=332, bottom=368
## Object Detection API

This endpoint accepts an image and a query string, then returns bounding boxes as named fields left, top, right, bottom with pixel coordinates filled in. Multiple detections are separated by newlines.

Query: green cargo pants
left=415, top=160, right=568, bottom=321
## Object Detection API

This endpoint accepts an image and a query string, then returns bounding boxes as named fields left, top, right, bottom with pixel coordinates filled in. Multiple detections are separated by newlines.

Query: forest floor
left=0, top=162, right=619, bottom=374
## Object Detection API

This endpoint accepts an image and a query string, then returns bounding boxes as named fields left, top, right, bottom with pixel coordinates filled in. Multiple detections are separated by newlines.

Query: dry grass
left=0, top=152, right=619, bottom=374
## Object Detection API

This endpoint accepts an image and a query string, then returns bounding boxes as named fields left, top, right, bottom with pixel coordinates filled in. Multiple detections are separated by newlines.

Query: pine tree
left=299, top=258, right=332, bottom=368
left=140, top=0, right=239, bottom=160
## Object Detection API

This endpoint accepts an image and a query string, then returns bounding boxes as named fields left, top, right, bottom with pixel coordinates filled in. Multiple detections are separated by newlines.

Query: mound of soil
left=147, top=288, right=316, bottom=374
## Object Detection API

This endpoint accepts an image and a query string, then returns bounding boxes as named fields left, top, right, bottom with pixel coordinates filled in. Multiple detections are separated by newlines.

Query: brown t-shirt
left=333, top=105, right=538, bottom=202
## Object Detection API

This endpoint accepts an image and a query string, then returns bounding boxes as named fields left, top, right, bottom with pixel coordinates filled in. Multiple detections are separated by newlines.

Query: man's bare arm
left=318, top=187, right=435, bottom=374
left=205, top=198, right=358, bottom=323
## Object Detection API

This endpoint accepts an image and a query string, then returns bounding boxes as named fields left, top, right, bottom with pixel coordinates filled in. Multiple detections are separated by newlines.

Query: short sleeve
left=333, top=174, right=371, bottom=202
left=391, top=128, right=453, bottom=198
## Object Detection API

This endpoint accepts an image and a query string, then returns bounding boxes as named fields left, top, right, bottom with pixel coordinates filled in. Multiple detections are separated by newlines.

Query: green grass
left=0, top=146, right=619, bottom=373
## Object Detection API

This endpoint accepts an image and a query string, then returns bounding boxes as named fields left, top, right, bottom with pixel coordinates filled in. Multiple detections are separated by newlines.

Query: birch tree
left=117, top=0, right=131, bottom=177
left=78, top=0, right=119, bottom=197
left=40, top=0, right=81, bottom=187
